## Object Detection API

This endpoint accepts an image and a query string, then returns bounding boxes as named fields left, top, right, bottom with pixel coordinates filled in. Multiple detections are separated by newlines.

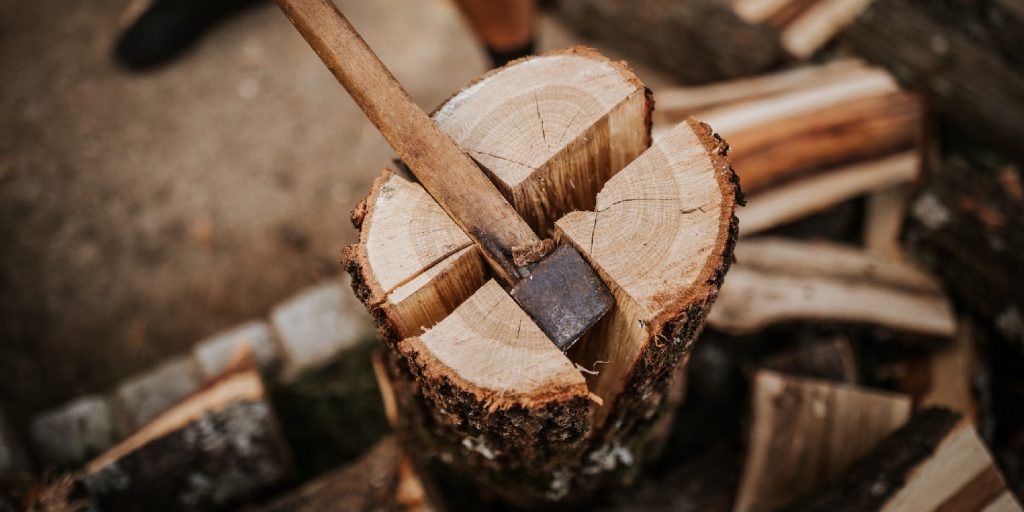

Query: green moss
left=269, top=339, right=389, bottom=479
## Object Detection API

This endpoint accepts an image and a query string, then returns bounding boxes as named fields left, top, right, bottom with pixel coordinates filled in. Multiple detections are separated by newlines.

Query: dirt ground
left=0, top=0, right=671, bottom=415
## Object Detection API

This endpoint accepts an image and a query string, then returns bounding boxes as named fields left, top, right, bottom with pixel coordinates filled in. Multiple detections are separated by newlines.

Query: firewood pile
left=8, top=1, right=1023, bottom=511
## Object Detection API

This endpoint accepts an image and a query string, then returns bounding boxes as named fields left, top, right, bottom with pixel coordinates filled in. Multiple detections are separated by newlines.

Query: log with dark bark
left=841, top=0, right=1024, bottom=161
left=343, top=48, right=740, bottom=505
left=655, top=59, right=927, bottom=237
left=783, top=408, right=1023, bottom=512
left=557, top=0, right=785, bottom=84
left=79, top=370, right=291, bottom=511
left=906, top=152, right=1024, bottom=353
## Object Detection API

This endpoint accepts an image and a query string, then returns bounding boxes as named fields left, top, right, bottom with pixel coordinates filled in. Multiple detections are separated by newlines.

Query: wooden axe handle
left=276, top=0, right=539, bottom=285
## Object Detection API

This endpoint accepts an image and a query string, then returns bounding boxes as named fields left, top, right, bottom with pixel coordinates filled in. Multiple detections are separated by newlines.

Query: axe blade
left=511, top=244, right=615, bottom=352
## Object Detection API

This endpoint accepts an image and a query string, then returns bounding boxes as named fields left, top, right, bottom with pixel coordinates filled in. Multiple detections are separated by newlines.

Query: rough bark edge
left=568, top=117, right=743, bottom=495
left=380, top=349, right=595, bottom=506
left=342, top=169, right=407, bottom=346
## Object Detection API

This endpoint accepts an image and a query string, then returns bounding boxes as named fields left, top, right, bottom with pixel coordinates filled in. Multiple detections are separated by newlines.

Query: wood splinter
left=344, top=47, right=739, bottom=503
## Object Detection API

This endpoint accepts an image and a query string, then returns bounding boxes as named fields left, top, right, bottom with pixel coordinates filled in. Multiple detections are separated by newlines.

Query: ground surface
left=0, top=0, right=671, bottom=415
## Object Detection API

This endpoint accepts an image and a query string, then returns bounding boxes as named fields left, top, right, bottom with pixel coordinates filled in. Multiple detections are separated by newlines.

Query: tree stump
left=344, top=48, right=740, bottom=505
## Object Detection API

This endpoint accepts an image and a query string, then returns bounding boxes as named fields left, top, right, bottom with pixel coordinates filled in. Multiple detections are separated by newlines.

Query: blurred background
left=0, top=0, right=676, bottom=416
left=2, top=0, right=1023, bottom=509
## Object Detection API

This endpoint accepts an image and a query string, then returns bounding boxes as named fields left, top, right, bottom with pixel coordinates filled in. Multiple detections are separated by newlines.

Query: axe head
left=510, top=244, right=615, bottom=352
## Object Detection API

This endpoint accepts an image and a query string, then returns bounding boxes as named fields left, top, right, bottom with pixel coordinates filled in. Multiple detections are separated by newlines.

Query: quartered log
left=655, top=59, right=926, bottom=236
left=784, top=408, right=1024, bottom=512
left=344, top=48, right=740, bottom=504
left=734, top=370, right=912, bottom=511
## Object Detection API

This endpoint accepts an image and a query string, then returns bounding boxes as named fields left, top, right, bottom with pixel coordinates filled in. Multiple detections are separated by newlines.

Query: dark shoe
left=486, top=40, right=535, bottom=68
left=114, top=0, right=267, bottom=71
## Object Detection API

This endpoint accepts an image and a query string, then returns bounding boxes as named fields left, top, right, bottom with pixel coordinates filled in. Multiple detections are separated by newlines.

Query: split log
left=758, top=336, right=858, bottom=383
left=344, top=49, right=740, bottom=504
left=784, top=408, right=1024, bottom=512
left=734, top=370, right=912, bottom=512
left=708, top=237, right=957, bottom=338
left=841, top=0, right=1024, bottom=160
left=655, top=60, right=926, bottom=236
left=79, top=370, right=291, bottom=511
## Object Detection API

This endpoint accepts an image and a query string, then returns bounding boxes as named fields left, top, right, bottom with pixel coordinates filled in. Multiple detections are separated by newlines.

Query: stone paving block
left=193, top=320, right=280, bottom=378
left=30, top=395, right=115, bottom=467
left=0, top=409, right=30, bottom=471
left=271, top=277, right=374, bottom=379
left=114, top=356, right=203, bottom=432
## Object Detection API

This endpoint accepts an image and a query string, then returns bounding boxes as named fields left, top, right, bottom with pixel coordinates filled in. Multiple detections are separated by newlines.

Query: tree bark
left=79, top=370, right=291, bottom=511
left=841, top=0, right=1024, bottom=161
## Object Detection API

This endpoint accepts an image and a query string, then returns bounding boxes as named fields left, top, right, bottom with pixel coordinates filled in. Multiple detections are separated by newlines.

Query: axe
left=276, top=0, right=614, bottom=351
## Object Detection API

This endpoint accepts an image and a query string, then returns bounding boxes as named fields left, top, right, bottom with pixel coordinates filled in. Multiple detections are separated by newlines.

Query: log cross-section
left=344, top=47, right=739, bottom=505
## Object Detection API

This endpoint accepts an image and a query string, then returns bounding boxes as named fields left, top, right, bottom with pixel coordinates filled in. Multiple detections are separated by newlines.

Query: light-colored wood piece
left=731, top=0, right=796, bottom=23
left=697, top=65, right=896, bottom=138
left=739, top=151, right=918, bottom=235
left=863, top=183, right=911, bottom=259
left=781, top=0, right=876, bottom=59
left=345, top=171, right=486, bottom=339
left=655, top=59, right=872, bottom=124
left=435, top=48, right=650, bottom=235
left=399, top=279, right=589, bottom=409
left=656, top=61, right=923, bottom=234
left=734, top=370, right=912, bottom=512
left=918, top=319, right=979, bottom=422
left=557, top=118, right=740, bottom=426
left=709, top=238, right=956, bottom=337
